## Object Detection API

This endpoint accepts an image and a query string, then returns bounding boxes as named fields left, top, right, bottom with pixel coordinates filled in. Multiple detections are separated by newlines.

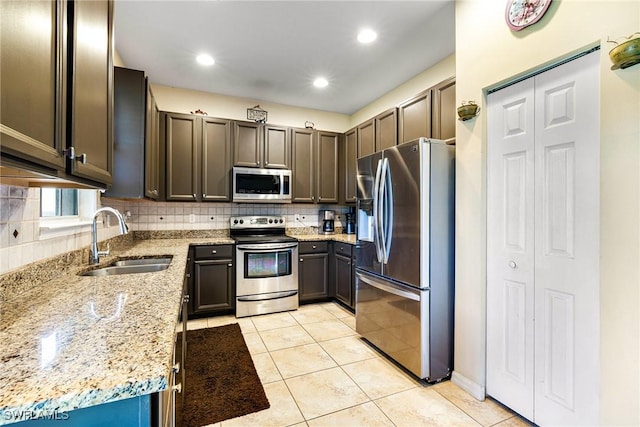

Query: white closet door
left=533, top=51, right=599, bottom=426
left=486, top=78, right=536, bottom=420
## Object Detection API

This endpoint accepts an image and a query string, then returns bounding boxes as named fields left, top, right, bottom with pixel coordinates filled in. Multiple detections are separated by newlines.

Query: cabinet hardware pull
left=312, top=245, right=317, bottom=249
left=172, top=363, right=180, bottom=373
left=152, top=189, right=158, bottom=196
left=186, top=273, right=191, bottom=278
left=192, top=193, right=197, bottom=199
left=227, top=263, right=232, bottom=267
left=299, top=258, right=303, bottom=262
left=183, top=295, right=190, bottom=303
left=172, top=384, right=182, bottom=393
left=211, top=250, right=217, bottom=254
left=509, top=260, right=517, bottom=269
left=202, top=193, right=206, bottom=198
left=63, top=146, right=76, bottom=159
left=76, top=153, right=87, bottom=164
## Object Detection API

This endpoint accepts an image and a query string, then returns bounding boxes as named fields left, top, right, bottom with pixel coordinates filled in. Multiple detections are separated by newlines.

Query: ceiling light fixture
left=196, top=54, right=215, bottom=66
left=357, top=29, right=377, bottom=44
left=313, top=77, right=328, bottom=88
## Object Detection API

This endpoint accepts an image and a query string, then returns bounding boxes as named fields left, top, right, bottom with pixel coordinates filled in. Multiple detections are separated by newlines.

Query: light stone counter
left=288, top=233, right=357, bottom=245
left=0, top=237, right=231, bottom=425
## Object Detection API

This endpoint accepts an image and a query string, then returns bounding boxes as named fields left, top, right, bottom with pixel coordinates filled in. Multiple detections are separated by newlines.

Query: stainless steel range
left=230, top=216, right=299, bottom=318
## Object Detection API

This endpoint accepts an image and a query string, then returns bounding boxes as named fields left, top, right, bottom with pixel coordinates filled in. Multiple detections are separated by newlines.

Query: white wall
left=454, top=1, right=639, bottom=425
left=151, top=84, right=351, bottom=133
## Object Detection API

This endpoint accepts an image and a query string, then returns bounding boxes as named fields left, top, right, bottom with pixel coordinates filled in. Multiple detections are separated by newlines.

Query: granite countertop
left=0, top=237, right=223, bottom=424
left=289, top=233, right=357, bottom=244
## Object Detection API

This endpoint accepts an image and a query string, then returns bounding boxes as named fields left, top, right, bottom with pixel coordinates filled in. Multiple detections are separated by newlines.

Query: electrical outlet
left=189, top=213, right=196, bottom=223
left=294, top=214, right=301, bottom=221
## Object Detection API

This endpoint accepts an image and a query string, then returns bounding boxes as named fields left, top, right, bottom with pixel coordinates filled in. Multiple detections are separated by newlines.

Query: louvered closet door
left=487, top=51, right=600, bottom=426
left=487, top=77, right=536, bottom=421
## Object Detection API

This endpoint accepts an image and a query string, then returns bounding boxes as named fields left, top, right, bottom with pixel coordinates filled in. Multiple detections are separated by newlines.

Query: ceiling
left=114, top=1, right=455, bottom=115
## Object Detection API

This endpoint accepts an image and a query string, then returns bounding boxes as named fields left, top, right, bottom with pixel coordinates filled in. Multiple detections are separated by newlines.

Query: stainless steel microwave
left=232, top=167, right=292, bottom=203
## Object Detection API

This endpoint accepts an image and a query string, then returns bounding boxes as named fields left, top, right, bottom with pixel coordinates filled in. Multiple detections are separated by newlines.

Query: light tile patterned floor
left=187, top=302, right=533, bottom=427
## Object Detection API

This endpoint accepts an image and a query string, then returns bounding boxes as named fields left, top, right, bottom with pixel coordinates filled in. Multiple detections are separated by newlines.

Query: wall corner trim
left=451, top=371, right=486, bottom=401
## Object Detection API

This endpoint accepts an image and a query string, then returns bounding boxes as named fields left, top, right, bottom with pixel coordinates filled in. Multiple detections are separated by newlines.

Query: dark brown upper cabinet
left=233, top=121, right=290, bottom=169
left=0, top=0, right=114, bottom=188
left=105, top=67, right=159, bottom=199
left=398, top=88, right=432, bottom=144
left=341, top=127, right=357, bottom=204
left=162, top=112, right=233, bottom=202
left=357, top=119, right=375, bottom=158
left=0, top=0, right=65, bottom=171
left=291, top=128, right=339, bottom=204
left=67, top=0, right=113, bottom=186
left=432, top=77, right=456, bottom=145
left=375, top=108, right=398, bottom=151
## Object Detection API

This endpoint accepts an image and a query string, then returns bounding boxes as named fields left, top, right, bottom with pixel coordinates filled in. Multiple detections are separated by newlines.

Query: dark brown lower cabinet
left=299, top=242, right=329, bottom=303
left=334, top=253, right=352, bottom=308
left=189, top=245, right=235, bottom=316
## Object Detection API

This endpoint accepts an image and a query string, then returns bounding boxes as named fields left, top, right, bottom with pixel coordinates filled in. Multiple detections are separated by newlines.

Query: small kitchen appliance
left=319, top=210, right=335, bottom=234
left=345, top=206, right=356, bottom=234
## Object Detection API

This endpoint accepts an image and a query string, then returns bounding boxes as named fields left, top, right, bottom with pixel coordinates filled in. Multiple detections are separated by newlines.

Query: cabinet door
left=357, top=119, right=375, bottom=157
left=432, top=77, right=456, bottom=145
left=316, top=131, right=339, bottom=204
left=193, top=259, right=234, bottom=314
left=375, top=108, right=397, bottom=151
left=145, top=85, right=160, bottom=199
left=299, top=253, right=329, bottom=302
left=233, top=121, right=261, bottom=168
left=291, top=128, right=315, bottom=203
left=0, top=0, right=65, bottom=170
left=334, top=253, right=352, bottom=308
left=263, top=125, right=290, bottom=169
left=165, top=113, right=198, bottom=201
left=202, top=118, right=232, bottom=201
left=342, top=128, right=357, bottom=204
left=398, top=89, right=431, bottom=144
left=68, top=0, right=113, bottom=185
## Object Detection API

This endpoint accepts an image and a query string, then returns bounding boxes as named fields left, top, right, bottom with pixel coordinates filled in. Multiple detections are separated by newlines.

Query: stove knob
left=269, top=219, right=273, bottom=224
left=279, top=219, right=283, bottom=223
left=239, top=219, right=244, bottom=224
left=233, top=219, right=238, bottom=224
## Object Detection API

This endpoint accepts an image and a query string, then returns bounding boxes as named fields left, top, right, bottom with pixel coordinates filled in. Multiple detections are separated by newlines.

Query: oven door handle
left=236, top=243, right=298, bottom=251
left=237, top=290, right=298, bottom=302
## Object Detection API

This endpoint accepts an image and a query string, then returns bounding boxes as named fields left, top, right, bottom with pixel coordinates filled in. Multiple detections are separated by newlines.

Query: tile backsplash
left=0, top=184, right=351, bottom=274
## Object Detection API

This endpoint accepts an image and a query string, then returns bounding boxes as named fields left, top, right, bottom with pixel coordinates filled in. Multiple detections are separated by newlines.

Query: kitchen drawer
left=299, top=241, right=328, bottom=254
left=333, top=242, right=353, bottom=257
left=194, top=244, right=234, bottom=260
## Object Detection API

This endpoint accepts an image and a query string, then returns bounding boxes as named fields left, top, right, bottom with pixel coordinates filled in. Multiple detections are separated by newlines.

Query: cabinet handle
left=256, top=161, right=260, bottom=166
left=186, top=273, right=191, bottom=278
left=265, top=161, right=268, bottom=165
left=202, top=193, right=206, bottom=198
left=152, top=189, right=158, bottom=196
left=211, top=250, right=217, bottom=254
left=172, top=383, right=182, bottom=393
left=311, top=196, right=315, bottom=201
left=312, top=245, right=317, bottom=249
left=509, top=260, right=517, bottom=269
left=183, top=295, right=190, bottom=303
left=299, top=258, right=303, bottom=262
left=192, top=193, right=197, bottom=199
left=227, top=263, right=233, bottom=267
left=172, top=363, right=180, bottom=374
left=76, top=153, right=87, bottom=164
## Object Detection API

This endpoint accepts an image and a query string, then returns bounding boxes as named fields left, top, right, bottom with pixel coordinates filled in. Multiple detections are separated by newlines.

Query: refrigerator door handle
left=373, top=158, right=384, bottom=263
left=378, top=157, right=388, bottom=264
left=381, top=157, right=393, bottom=264
left=356, top=272, right=420, bottom=301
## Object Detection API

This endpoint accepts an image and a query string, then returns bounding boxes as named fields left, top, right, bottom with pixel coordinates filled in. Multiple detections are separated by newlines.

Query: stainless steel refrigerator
left=355, top=137, right=455, bottom=381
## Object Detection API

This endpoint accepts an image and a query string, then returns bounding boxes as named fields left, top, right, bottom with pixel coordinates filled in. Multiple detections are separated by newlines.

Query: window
left=40, top=188, right=79, bottom=217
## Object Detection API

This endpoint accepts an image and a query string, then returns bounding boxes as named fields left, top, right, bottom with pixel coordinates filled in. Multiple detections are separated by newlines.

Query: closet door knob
left=508, top=260, right=517, bottom=269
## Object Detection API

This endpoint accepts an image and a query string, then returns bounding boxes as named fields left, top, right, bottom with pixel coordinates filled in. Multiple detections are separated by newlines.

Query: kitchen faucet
left=91, top=207, right=129, bottom=264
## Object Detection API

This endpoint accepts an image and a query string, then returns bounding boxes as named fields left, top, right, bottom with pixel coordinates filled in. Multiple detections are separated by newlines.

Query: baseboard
left=451, top=371, right=486, bottom=401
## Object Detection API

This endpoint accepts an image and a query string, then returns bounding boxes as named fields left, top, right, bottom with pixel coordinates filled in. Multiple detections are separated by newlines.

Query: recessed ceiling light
left=196, top=54, right=215, bottom=66
left=313, top=77, right=328, bottom=88
left=357, top=29, right=377, bottom=44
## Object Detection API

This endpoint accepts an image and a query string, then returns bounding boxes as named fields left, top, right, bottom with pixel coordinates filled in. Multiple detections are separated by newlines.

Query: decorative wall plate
left=505, top=0, right=552, bottom=31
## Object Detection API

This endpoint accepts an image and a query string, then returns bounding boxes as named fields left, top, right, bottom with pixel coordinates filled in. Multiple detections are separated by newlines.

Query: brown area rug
left=176, top=323, right=270, bottom=427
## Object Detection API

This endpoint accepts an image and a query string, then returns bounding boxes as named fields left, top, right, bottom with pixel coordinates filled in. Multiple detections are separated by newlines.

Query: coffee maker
left=345, top=206, right=356, bottom=234
left=319, top=210, right=335, bottom=234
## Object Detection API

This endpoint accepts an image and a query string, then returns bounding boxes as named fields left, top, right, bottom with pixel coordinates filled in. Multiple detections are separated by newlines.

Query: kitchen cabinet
left=105, top=67, right=159, bottom=199
left=341, top=127, right=357, bottom=204
left=332, top=242, right=355, bottom=310
left=189, top=245, right=235, bottom=316
left=398, top=88, right=431, bottom=144
left=233, top=121, right=290, bottom=169
left=298, top=242, right=330, bottom=303
left=432, top=77, right=456, bottom=145
left=291, top=128, right=339, bottom=204
left=0, top=0, right=114, bottom=188
left=375, top=108, right=398, bottom=151
left=357, top=118, right=375, bottom=157
left=162, top=112, right=232, bottom=202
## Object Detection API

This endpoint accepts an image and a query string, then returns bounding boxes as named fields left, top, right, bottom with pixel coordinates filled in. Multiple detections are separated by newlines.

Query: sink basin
left=113, top=257, right=172, bottom=266
left=81, top=262, right=171, bottom=277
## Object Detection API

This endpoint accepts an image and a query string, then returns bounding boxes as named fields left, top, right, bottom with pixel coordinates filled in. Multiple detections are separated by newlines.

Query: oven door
left=236, top=242, right=298, bottom=296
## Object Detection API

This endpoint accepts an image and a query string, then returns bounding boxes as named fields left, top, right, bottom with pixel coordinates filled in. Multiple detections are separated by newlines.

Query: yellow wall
left=151, top=85, right=351, bottom=132
left=455, top=1, right=639, bottom=425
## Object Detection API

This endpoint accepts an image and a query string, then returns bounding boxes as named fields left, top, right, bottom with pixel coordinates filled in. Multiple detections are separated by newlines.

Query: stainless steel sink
left=81, top=263, right=170, bottom=277
left=113, top=257, right=172, bottom=266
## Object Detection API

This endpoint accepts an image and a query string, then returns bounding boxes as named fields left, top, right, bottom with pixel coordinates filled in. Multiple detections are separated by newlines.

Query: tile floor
left=186, top=302, right=533, bottom=427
